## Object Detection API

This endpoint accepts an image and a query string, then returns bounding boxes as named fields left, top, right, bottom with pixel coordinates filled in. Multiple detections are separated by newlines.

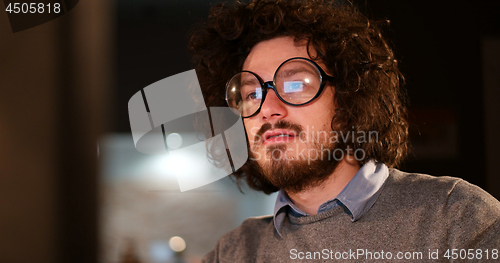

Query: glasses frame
left=225, top=57, right=335, bottom=118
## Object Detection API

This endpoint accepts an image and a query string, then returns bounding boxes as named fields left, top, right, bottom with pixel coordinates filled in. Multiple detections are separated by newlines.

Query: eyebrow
left=240, top=77, right=260, bottom=86
left=279, top=66, right=318, bottom=78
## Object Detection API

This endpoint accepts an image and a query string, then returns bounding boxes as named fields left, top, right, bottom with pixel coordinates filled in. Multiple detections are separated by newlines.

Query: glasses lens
left=226, top=72, right=262, bottom=117
left=275, top=59, right=322, bottom=105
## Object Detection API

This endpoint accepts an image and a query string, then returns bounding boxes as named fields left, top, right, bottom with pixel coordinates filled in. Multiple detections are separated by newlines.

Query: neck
left=286, top=157, right=360, bottom=216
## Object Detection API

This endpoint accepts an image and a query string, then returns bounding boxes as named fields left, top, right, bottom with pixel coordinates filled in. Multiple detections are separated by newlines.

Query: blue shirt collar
left=273, top=160, right=389, bottom=237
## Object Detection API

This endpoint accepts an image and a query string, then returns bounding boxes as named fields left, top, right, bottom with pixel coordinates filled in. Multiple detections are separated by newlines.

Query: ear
left=330, top=88, right=342, bottom=132
left=343, top=150, right=361, bottom=167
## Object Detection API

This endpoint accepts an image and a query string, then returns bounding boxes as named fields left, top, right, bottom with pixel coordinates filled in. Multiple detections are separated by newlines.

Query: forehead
left=242, top=36, right=318, bottom=79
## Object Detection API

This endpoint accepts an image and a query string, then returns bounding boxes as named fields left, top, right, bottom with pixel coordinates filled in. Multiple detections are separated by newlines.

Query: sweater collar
left=273, top=160, right=389, bottom=237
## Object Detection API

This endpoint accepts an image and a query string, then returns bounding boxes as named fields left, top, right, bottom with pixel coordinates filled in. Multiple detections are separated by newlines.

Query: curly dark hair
left=188, top=0, right=409, bottom=194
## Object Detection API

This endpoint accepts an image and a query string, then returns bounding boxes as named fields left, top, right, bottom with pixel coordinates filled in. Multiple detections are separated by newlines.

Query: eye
left=246, top=92, right=258, bottom=100
left=243, top=87, right=262, bottom=101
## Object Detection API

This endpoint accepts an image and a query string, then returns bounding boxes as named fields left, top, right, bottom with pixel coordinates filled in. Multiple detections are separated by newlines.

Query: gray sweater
left=203, top=169, right=500, bottom=262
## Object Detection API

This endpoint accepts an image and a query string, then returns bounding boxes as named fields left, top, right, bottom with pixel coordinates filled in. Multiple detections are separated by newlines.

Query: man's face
left=242, top=36, right=339, bottom=193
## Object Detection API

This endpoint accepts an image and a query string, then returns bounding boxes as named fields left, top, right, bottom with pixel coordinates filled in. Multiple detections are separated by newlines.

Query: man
left=189, top=0, right=500, bottom=262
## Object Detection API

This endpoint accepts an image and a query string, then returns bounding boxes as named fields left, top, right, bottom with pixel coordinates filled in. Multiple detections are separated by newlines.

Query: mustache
left=254, top=120, right=303, bottom=145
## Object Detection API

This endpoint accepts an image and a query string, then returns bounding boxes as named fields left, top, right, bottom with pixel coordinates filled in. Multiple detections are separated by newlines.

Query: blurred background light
left=166, top=133, right=183, bottom=149
left=169, top=236, right=186, bottom=253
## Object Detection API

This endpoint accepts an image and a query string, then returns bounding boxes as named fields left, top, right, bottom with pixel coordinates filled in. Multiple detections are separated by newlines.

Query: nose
left=259, top=81, right=287, bottom=121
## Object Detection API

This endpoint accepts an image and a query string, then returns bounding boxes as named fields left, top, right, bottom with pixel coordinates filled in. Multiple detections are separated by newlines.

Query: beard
left=247, top=120, right=341, bottom=194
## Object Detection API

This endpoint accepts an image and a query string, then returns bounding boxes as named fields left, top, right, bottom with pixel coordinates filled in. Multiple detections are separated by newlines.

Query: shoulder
left=202, top=215, right=275, bottom=263
left=386, top=168, right=500, bottom=210
left=382, top=169, right=500, bottom=247
left=376, top=169, right=463, bottom=208
left=387, top=168, right=463, bottom=194
left=442, top=177, right=500, bottom=247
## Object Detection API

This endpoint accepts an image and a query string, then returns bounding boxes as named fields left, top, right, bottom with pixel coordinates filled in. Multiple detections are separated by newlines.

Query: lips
left=262, top=129, right=297, bottom=144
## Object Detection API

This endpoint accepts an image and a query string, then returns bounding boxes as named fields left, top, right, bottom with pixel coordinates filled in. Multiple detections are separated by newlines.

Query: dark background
left=113, top=0, right=500, bottom=194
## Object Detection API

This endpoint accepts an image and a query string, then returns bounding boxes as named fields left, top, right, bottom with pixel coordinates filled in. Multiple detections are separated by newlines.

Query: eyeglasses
left=225, top=57, right=335, bottom=118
